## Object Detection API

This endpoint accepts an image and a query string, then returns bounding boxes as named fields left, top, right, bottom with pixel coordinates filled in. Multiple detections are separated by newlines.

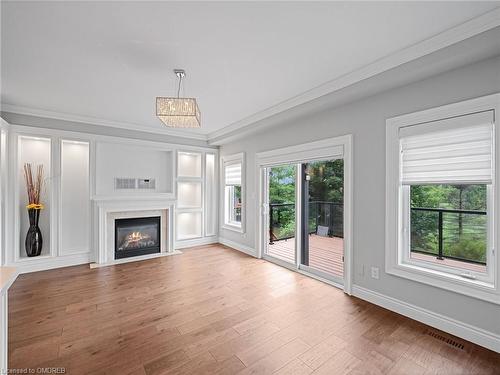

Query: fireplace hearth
left=115, top=216, right=161, bottom=259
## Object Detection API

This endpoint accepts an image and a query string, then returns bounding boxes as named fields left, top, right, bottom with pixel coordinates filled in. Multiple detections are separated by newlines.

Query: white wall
left=219, top=56, right=500, bottom=336
left=95, top=142, right=173, bottom=195
left=0, top=120, right=9, bottom=266
left=0, top=121, right=218, bottom=272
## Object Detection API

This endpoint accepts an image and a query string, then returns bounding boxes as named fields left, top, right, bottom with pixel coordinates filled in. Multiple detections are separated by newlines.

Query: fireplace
left=114, top=216, right=161, bottom=259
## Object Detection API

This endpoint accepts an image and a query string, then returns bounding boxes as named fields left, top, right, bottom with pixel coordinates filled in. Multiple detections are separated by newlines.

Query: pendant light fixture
left=156, top=69, right=201, bottom=128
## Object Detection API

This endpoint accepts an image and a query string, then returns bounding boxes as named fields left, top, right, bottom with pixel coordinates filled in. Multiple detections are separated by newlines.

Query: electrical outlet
left=371, top=266, right=379, bottom=280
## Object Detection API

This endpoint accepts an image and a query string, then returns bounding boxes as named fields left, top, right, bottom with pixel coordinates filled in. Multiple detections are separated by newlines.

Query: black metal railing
left=410, top=207, right=487, bottom=265
left=269, top=201, right=343, bottom=243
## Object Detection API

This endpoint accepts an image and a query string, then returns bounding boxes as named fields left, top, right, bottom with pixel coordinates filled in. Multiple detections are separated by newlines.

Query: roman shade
left=225, top=163, right=242, bottom=186
left=400, top=111, right=494, bottom=185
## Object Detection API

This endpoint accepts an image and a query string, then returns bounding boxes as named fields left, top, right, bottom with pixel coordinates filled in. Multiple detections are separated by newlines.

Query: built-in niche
left=95, top=142, right=174, bottom=196
left=176, top=151, right=203, bottom=241
left=60, top=140, right=90, bottom=255
left=18, top=136, right=51, bottom=258
left=205, top=153, right=216, bottom=236
left=177, top=151, right=201, bottom=178
left=177, top=182, right=202, bottom=208
left=176, top=211, right=202, bottom=240
left=0, top=128, right=7, bottom=265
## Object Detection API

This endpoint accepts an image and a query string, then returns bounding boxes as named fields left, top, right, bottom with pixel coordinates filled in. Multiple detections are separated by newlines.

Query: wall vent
left=137, top=178, right=156, bottom=190
left=114, top=178, right=156, bottom=190
left=115, top=178, right=136, bottom=190
left=426, top=330, right=465, bottom=350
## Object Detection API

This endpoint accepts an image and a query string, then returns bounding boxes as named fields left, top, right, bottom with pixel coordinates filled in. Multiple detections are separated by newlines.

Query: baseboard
left=90, top=250, right=182, bottom=268
left=352, top=285, right=500, bottom=353
left=218, top=237, right=257, bottom=257
left=8, top=253, right=91, bottom=274
left=175, top=236, right=218, bottom=250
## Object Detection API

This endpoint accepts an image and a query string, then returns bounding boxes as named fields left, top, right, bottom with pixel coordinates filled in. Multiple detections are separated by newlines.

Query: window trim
left=221, top=152, right=245, bottom=233
left=386, top=93, right=500, bottom=305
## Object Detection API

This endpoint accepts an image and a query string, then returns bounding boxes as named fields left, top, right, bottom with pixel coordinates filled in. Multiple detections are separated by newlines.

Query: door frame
left=256, top=135, right=353, bottom=294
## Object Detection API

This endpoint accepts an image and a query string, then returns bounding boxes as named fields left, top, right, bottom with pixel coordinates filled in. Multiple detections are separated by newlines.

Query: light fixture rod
left=174, top=69, right=185, bottom=98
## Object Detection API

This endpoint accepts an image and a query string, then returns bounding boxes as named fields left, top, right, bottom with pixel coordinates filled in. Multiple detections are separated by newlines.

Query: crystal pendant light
left=156, top=69, right=201, bottom=128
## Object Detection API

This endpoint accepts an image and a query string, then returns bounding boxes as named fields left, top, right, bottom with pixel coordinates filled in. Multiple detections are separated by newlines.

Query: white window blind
left=225, top=163, right=241, bottom=185
left=400, top=111, right=494, bottom=185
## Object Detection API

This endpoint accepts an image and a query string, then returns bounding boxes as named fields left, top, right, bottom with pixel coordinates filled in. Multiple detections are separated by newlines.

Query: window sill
left=222, top=223, right=244, bottom=234
left=386, top=262, right=499, bottom=305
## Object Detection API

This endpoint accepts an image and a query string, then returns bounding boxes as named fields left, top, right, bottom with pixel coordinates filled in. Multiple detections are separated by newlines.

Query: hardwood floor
left=8, top=244, right=500, bottom=374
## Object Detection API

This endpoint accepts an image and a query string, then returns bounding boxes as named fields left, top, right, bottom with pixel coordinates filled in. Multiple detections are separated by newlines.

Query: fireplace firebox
left=114, top=216, right=161, bottom=259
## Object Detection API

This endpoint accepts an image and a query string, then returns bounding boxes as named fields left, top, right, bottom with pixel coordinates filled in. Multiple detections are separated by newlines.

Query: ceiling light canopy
left=156, top=69, right=201, bottom=128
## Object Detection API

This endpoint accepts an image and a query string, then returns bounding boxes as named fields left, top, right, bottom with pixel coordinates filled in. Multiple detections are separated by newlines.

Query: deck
left=410, top=252, right=487, bottom=273
left=267, top=234, right=344, bottom=278
left=267, top=234, right=486, bottom=277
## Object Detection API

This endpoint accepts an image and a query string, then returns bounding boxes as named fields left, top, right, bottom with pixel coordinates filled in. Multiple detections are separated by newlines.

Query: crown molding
left=207, top=7, right=500, bottom=145
left=0, top=118, right=10, bottom=131
left=0, top=103, right=209, bottom=142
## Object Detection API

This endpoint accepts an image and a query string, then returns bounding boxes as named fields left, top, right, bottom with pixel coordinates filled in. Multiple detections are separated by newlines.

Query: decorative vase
left=25, top=208, right=43, bottom=257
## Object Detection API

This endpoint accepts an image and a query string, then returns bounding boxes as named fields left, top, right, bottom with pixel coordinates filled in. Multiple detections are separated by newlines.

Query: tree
left=269, top=166, right=296, bottom=239
left=268, top=161, right=345, bottom=240
left=269, top=165, right=296, bottom=204
left=307, top=160, right=343, bottom=203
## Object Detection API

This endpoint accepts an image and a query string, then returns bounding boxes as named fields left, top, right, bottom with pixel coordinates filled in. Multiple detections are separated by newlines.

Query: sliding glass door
left=262, top=158, right=345, bottom=285
left=300, top=159, right=344, bottom=284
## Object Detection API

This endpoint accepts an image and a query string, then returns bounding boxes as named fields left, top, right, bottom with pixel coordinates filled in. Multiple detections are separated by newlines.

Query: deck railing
left=269, top=201, right=343, bottom=243
left=410, top=207, right=487, bottom=265
left=269, top=203, right=487, bottom=265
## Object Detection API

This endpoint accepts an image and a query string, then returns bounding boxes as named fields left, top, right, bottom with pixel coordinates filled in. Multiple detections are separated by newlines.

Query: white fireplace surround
left=93, top=197, right=176, bottom=266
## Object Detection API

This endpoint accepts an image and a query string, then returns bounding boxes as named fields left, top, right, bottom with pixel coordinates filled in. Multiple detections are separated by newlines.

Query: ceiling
left=1, top=1, right=499, bottom=139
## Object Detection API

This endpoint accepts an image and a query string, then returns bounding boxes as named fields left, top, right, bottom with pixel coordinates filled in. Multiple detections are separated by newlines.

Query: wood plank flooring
left=8, top=244, right=500, bottom=374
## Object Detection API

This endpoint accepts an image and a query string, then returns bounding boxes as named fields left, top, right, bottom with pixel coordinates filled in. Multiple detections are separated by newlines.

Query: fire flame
left=128, top=232, right=148, bottom=242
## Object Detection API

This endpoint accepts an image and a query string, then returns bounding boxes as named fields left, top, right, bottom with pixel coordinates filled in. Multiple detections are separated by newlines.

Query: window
left=222, top=153, right=245, bottom=232
left=400, top=119, right=493, bottom=281
left=386, top=95, right=500, bottom=304
left=408, top=184, right=488, bottom=273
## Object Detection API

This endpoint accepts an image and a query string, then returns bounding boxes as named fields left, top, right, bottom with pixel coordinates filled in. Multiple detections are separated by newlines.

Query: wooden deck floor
left=268, top=235, right=486, bottom=276
left=267, top=235, right=344, bottom=277
left=410, top=252, right=487, bottom=273
left=8, top=244, right=500, bottom=374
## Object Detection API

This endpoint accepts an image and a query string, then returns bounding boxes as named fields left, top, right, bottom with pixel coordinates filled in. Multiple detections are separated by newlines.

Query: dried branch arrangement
left=23, top=163, right=45, bottom=209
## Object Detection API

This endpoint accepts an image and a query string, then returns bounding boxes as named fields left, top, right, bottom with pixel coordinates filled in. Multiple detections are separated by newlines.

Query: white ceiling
left=1, top=1, right=499, bottom=138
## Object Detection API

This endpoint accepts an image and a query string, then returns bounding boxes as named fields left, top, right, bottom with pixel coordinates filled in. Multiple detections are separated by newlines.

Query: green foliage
left=269, top=165, right=296, bottom=204
left=269, top=166, right=296, bottom=239
left=446, top=239, right=486, bottom=263
left=411, top=185, right=486, bottom=210
left=307, top=159, right=344, bottom=203
left=410, top=184, right=487, bottom=264
left=268, top=161, right=344, bottom=240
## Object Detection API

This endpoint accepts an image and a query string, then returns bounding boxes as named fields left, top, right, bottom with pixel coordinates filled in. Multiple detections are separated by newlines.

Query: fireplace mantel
left=92, top=197, right=177, bottom=266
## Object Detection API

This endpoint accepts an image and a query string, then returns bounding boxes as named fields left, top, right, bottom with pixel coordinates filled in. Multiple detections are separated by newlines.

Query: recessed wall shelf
left=17, top=136, right=52, bottom=259
left=177, top=151, right=202, bottom=178
left=176, top=150, right=204, bottom=241
left=177, top=181, right=202, bottom=208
